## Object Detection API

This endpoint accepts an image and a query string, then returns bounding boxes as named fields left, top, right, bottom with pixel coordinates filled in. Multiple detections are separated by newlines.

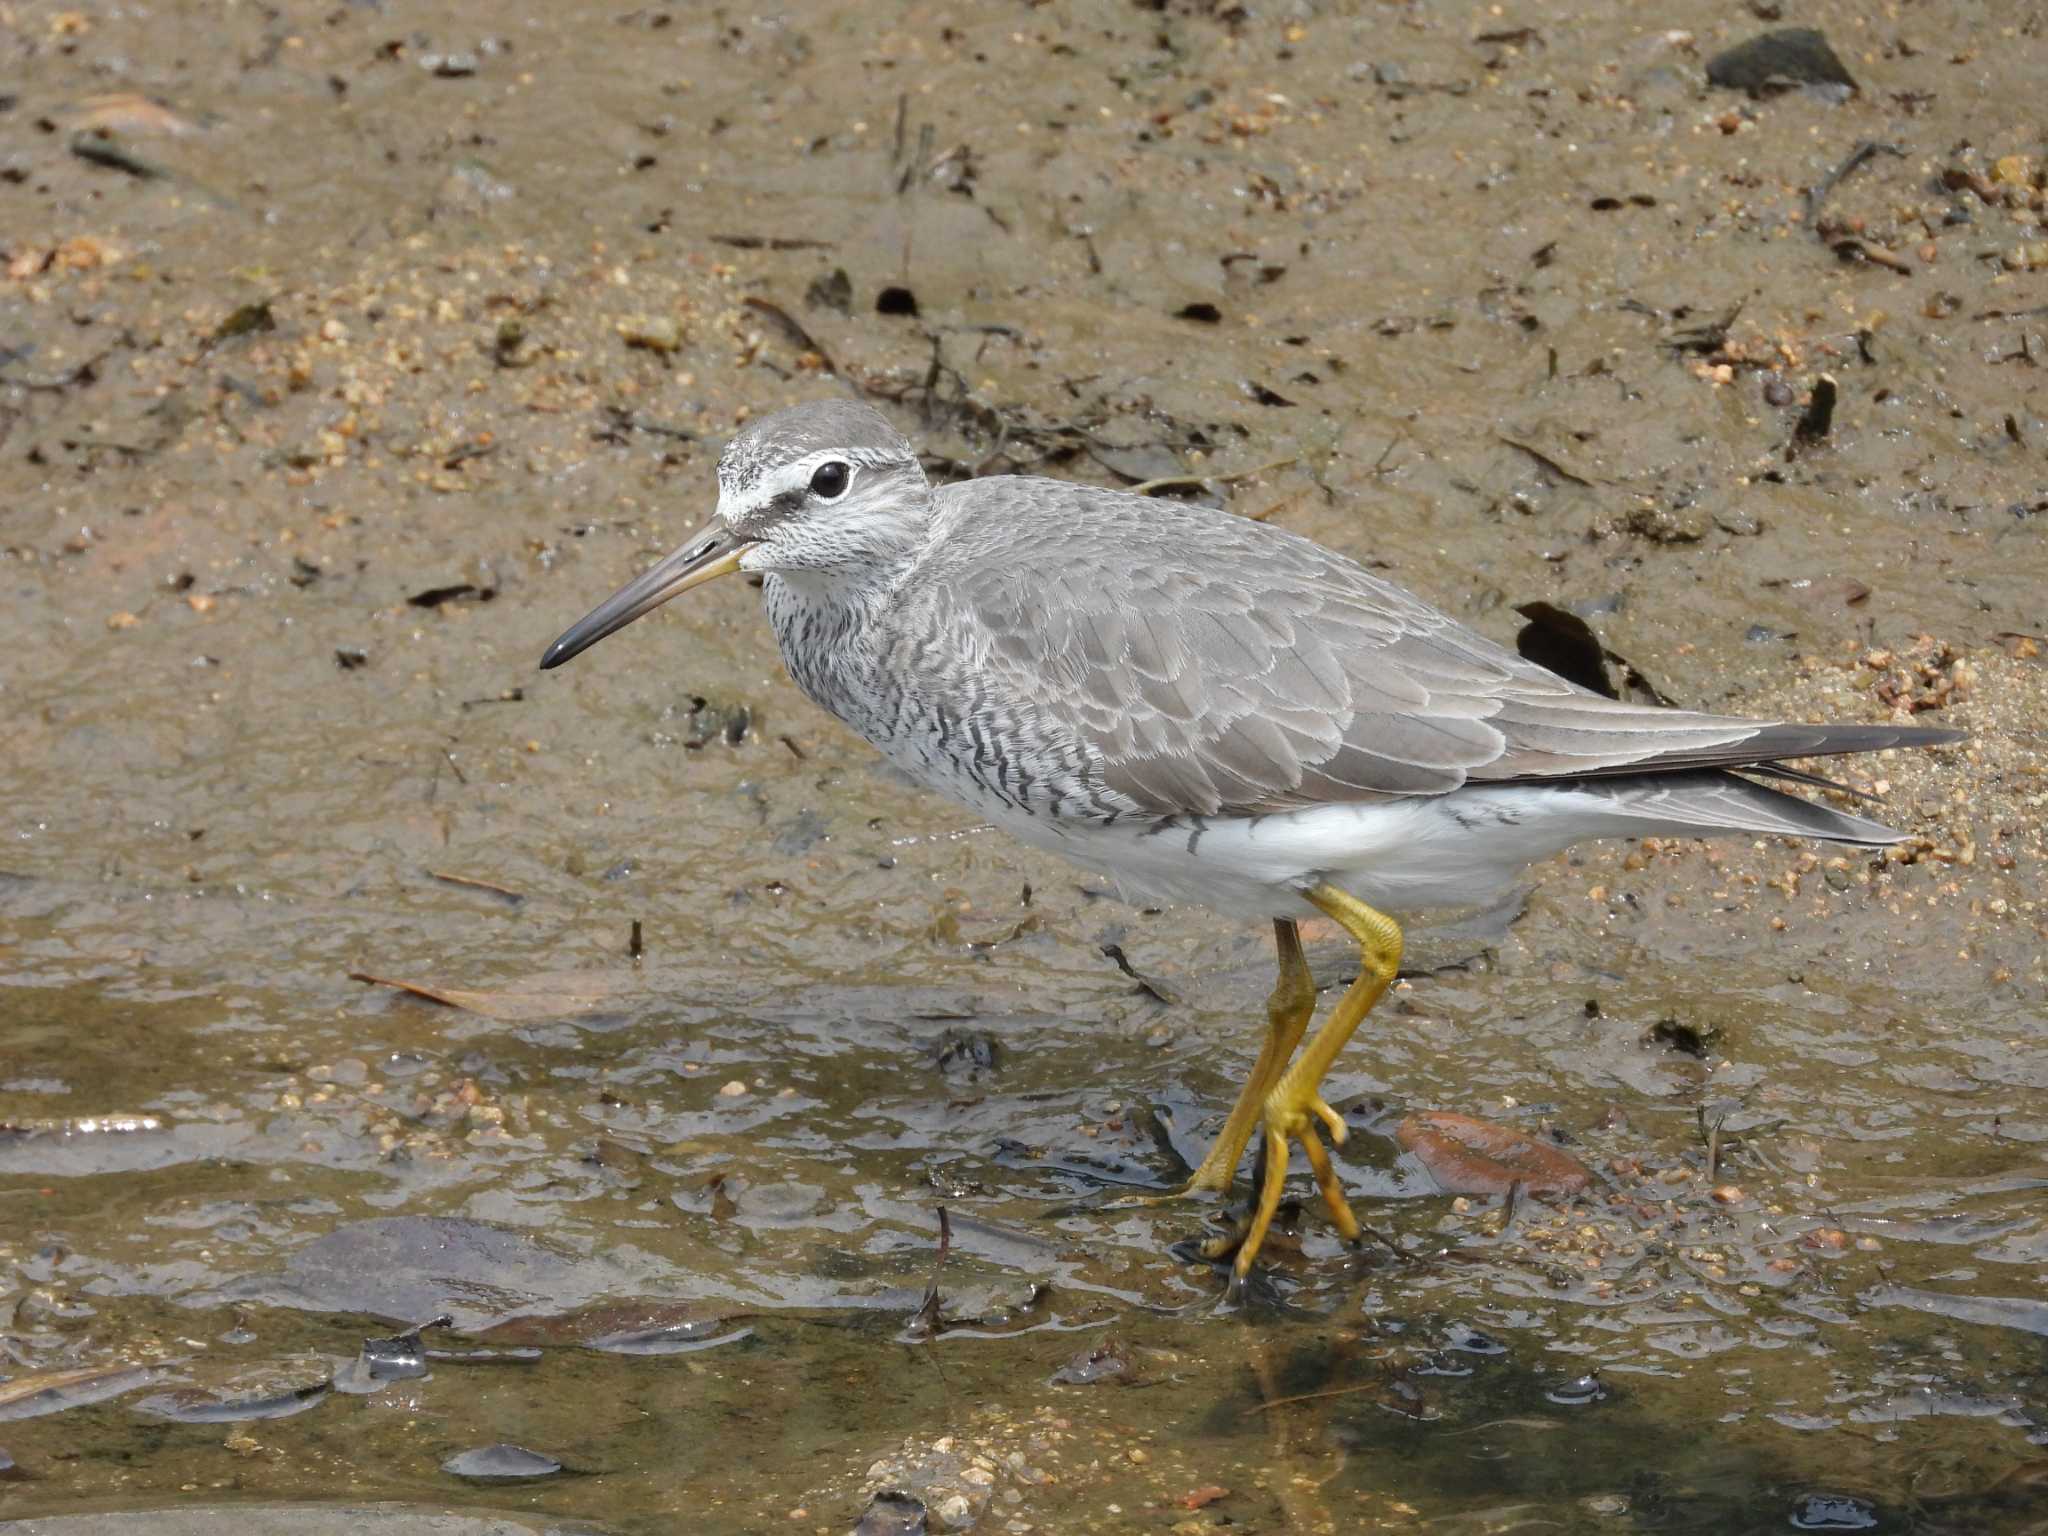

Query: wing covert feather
left=902, top=481, right=1863, bottom=818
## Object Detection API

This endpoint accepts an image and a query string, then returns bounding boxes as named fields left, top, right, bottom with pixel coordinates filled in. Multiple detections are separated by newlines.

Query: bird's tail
left=1577, top=769, right=1912, bottom=846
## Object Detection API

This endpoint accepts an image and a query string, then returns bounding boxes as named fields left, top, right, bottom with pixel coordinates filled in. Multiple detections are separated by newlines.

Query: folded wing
left=927, top=485, right=1955, bottom=819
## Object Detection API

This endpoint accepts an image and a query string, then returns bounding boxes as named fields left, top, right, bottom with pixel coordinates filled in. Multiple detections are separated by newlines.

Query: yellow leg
left=1233, top=884, right=1403, bottom=1281
left=1181, top=919, right=1317, bottom=1195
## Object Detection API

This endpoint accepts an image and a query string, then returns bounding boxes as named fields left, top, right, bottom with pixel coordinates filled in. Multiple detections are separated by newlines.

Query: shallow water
left=3, top=0, right=2045, bottom=1530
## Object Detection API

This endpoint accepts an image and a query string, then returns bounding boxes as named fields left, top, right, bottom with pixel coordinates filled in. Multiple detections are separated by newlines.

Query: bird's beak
left=539, top=524, right=754, bottom=670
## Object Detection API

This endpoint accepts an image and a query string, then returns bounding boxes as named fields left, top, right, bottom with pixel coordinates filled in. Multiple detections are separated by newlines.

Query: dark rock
left=925, top=1026, right=1000, bottom=1077
left=1705, top=29, right=1857, bottom=100
left=853, top=1491, right=928, bottom=1536
left=1050, top=1336, right=1133, bottom=1386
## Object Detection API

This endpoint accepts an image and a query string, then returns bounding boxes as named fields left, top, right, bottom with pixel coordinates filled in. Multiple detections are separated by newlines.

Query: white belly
left=980, top=787, right=1636, bottom=920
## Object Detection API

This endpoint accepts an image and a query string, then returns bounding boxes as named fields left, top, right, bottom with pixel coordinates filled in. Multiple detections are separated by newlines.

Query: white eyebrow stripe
left=752, top=447, right=901, bottom=501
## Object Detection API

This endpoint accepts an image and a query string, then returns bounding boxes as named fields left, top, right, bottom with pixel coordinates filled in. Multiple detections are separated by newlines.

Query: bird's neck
left=761, top=562, right=906, bottom=725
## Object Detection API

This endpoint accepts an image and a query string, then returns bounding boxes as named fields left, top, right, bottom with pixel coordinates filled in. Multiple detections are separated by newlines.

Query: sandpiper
left=542, top=399, right=1959, bottom=1282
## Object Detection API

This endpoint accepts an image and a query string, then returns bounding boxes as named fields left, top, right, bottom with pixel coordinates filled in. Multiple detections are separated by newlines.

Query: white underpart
left=984, top=784, right=1791, bottom=920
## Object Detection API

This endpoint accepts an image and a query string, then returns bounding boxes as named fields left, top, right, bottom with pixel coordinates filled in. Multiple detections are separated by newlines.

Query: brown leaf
left=348, top=970, right=612, bottom=1021
left=1395, top=1111, right=1592, bottom=1196
left=61, top=91, right=200, bottom=137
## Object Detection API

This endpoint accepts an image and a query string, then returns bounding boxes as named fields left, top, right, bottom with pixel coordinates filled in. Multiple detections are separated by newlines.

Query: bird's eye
left=809, top=461, right=851, bottom=499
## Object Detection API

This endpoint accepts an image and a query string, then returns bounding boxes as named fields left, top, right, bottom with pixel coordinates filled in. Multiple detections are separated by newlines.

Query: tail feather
left=1584, top=770, right=1907, bottom=847
left=1493, top=720, right=1965, bottom=787
left=1741, top=721, right=1965, bottom=762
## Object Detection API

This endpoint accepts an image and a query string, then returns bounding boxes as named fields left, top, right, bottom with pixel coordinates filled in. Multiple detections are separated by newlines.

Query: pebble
left=620, top=315, right=685, bottom=352
left=1992, top=154, right=2038, bottom=186
left=718, top=1080, right=749, bottom=1098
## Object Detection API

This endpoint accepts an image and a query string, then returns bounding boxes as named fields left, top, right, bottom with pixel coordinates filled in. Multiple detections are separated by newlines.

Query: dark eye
left=809, top=461, right=850, bottom=499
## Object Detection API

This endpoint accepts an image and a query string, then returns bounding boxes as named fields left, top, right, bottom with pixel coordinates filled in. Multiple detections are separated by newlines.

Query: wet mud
left=3, top=0, right=2045, bottom=1531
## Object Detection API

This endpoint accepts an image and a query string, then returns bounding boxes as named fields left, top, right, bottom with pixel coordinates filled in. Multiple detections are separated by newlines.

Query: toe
left=1309, top=1096, right=1348, bottom=1145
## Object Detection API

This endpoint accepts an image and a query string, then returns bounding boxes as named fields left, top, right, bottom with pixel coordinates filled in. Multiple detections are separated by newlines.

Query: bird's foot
left=1233, top=1087, right=1361, bottom=1280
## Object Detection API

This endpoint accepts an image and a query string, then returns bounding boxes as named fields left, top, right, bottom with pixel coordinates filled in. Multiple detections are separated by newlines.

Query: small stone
left=620, top=315, right=684, bottom=352
left=717, top=1080, right=749, bottom=1098
left=1992, top=154, right=2037, bottom=187
left=1711, top=1184, right=1746, bottom=1203
left=107, top=611, right=140, bottom=630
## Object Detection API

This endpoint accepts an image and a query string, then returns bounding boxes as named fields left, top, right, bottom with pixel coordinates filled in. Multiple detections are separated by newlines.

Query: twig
left=1247, top=1380, right=1398, bottom=1416
left=1246, top=490, right=1308, bottom=523
left=1127, top=456, right=1296, bottom=497
left=1831, top=237, right=1913, bottom=274
left=1806, top=141, right=1905, bottom=231
left=908, top=1206, right=952, bottom=1339
left=427, top=870, right=523, bottom=902
left=741, top=295, right=839, bottom=377
left=1697, top=1105, right=1730, bottom=1178
left=1498, top=436, right=1595, bottom=486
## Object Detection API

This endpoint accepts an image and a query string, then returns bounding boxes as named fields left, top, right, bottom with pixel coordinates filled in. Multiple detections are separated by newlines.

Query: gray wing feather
left=914, top=481, right=1957, bottom=818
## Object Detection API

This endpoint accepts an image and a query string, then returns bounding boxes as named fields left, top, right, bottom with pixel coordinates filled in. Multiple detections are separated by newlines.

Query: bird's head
left=540, top=399, right=929, bottom=670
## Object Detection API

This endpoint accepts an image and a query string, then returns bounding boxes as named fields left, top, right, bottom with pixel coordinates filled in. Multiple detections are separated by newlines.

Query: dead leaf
left=1514, top=601, right=1673, bottom=705
left=61, top=92, right=200, bottom=137
left=0, top=1362, right=163, bottom=1416
left=1395, top=1111, right=1591, bottom=1196
left=348, top=970, right=612, bottom=1021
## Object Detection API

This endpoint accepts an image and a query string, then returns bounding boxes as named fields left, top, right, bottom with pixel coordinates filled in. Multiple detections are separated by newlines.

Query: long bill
left=539, top=525, right=754, bottom=670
